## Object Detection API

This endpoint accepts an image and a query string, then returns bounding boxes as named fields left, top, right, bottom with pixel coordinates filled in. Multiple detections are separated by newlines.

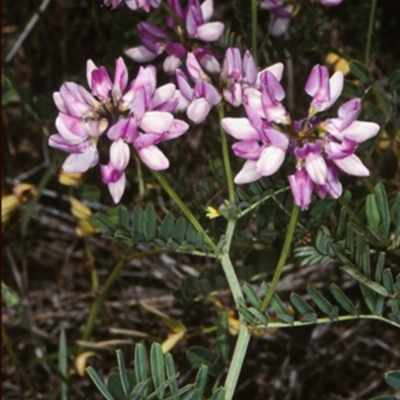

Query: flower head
left=49, top=58, right=189, bottom=203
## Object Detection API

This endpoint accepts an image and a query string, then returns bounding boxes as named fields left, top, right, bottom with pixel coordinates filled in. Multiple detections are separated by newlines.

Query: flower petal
left=256, top=145, right=286, bottom=176
left=221, top=118, right=259, bottom=140
left=332, top=154, right=369, bottom=176
left=196, top=22, right=224, bottom=41
left=234, top=160, right=263, bottom=184
left=137, top=145, right=169, bottom=170
left=62, top=146, right=99, bottom=173
left=140, top=111, right=174, bottom=133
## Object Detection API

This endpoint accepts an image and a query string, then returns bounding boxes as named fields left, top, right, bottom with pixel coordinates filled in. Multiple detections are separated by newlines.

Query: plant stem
left=237, top=187, right=290, bottom=218
left=219, top=221, right=246, bottom=305
left=224, top=325, right=251, bottom=400
left=252, top=313, right=400, bottom=330
left=134, top=155, right=146, bottom=198
left=152, top=170, right=216, bottom=250
left=364, top=0, right=377, bottom=67
left=219, top=220, right=251, bottom=400
left=251, top=0, right=258, bottom=62
left=259, top=204, right=299, bottom=313
left=219, top=104, right=235, bottom=204
left=81, top=259, right=127, bottom=342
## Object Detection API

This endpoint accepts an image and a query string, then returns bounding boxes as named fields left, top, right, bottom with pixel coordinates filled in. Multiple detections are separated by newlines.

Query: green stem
left=237, top=187, right=290, bottom=219
left=152, top=170, right=216, bottom=250
left=259, top=204, right=299, bottom=313
left=219, top=105, right=235, bottom=204
left=251, top=0, right=258, bottom=62
left=364, top=0, right=377, bottom=67
left=134, top=155, right=146, bottom=198
left=224, top=325, right=251, bottom=400
left=219, top=221, right=246, bottom=305
left=252, top=313, right=400, bottom=330
left=81, top=259, right=127, bottom=342
left=83, top=238, right=98, bottom=291
left=219, top=220, right=251, bottom=400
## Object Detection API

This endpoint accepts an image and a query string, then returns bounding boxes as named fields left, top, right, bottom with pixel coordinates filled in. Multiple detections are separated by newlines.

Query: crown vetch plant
left=42, top=0, right=400, bottom=399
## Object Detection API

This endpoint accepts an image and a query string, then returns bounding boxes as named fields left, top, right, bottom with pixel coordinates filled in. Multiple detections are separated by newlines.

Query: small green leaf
left=162, top=384, right=195, bottom=400
left=172, top=217, right=186, bottom=244
left=237, top=306, right=256, bottom=325
left=150, top=343, right=165, bottom=398
left=374, top=183, right=390, bottom=237
left=96, top=213, right=118, bottom=232
left=164, top=353, right=179, bottom=395
left=243, top=282, right=262, bottom=309
left=366, top=194, right=380, bottom=229
left=247, top=307, right=268, bottom=324
left=116, top=349, right=130, bottom=397
left=118, top=205, right=130, bottom=232
left=159, top=213, right=175, bottom=241
left=276, top=314, right=294, bottom=324
left=132, top=206, right=144, bottom=238
left=147, top=376, right=178, bottom=399
left=129, top=380, right=152, bottom=400
left=143, top=203, right=157, bottom=241
left=217, top=312, right=229, bottom=363
left=385, top=370, right=400, bottom=390
left=382, top=269, right=395, bottom=295
left=210, top=387, right=226, bottom=400
left=306, top=285, right=336, bottom=319
left=360, top=284, right=377, bottom=313
left=329, top=283, right=356, bottom=314
left=134, top=344, right=149, bottom=383
left=187, top=347, right=217, bottom=375
left=290, top=293, right=316, bottom=316
left=341, top=265, right=390, bottom=297
left=349, top=60, right=372, bottom=83
left=194, top=364, right=209, bottom=390
left=87, top=366, right=115, bottom=400
left=375, top=252, right=386, bottom=282
left=58, top=328, right=68, bottom=400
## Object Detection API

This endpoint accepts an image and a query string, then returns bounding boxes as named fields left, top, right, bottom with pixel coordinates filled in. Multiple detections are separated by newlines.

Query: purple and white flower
left=49, top=58, right=189, bottom=203
left=222, top=63, right=379, bottom=210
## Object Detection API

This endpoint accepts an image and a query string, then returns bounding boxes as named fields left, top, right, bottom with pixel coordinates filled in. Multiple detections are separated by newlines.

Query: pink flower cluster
left=260, top=0, right=343, bottom=36
left=175, top=47, right=284, bottom=124
left=221, top=61, right=380, bottom=210
left=125, top=0, right=224, bottom=75
left=49, top=58, right=189, bottom=203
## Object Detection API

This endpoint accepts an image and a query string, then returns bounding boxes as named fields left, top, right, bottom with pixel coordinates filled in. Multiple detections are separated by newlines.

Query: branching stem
left=219, top=105, right=235, bottom=204
left=152, top=170, right=216, bottom=250
left=259, top=204, right=299, bottom=313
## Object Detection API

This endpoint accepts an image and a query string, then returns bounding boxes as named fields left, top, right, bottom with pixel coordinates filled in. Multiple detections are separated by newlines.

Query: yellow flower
left=205, top=206, right=221, bottom=219
left=326, top=52, right=350, bottom=76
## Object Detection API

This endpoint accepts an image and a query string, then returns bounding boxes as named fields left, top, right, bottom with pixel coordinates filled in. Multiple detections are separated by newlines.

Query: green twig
left=134, top=155, right=146, bottom=198
left=237, top=187, right=290, bottom=219
left=81, top=259, right=127, bottom=342
left=219, top=220, right=250, bottom=400
left=252, top=313, right=400, bottom=330
left=152, top=170, right=216, bottom=250
left=223, top=325, right=251, bottom=400
left=364, top=0, right=377, bottom=67
left=219, top=105, right=235, bottom=204
left=259, top=204, right=299, bottom=313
